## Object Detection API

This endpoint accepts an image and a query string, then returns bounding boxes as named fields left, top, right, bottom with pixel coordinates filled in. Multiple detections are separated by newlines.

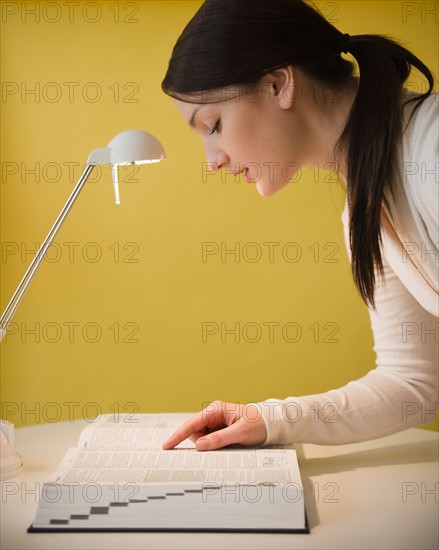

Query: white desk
left=1, top=420, right=438, bottom=549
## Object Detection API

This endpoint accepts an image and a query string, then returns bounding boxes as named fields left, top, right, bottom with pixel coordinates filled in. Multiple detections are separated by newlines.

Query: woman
left=161, top=0, right=438, bottom=451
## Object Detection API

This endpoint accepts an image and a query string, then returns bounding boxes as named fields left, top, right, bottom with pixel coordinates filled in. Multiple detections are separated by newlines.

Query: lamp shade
left=87, top=130, right=166, bottom=165
left=86, top=129, right=166, bottom=204
left=108, top=129, right=166, bottom=165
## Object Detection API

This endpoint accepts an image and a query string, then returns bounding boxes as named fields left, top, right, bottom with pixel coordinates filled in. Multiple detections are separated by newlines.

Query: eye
left=209, top=119, right=221, bottom=135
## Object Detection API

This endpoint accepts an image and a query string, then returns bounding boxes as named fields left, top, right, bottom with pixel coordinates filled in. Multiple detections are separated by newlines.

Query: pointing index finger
left=162, top=413, right=205, bottom=449
left=162, top=403, right=225, bottom=449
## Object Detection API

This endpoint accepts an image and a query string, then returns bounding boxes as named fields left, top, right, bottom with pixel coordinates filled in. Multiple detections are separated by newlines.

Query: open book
left=28, top=413, right=308, bottom=533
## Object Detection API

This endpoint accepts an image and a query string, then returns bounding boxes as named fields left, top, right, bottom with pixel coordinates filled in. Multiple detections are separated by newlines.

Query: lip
left=228, top=168, right=255, bottom=183
left=242, top=168, right=254, bottom=183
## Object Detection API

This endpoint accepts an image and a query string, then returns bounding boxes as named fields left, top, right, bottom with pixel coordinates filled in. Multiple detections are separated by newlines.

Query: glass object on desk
left=0, top=420, right=23, bottom=481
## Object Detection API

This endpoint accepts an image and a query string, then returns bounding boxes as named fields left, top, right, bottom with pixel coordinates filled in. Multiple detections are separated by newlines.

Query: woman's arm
left=257, top=255, right=438, bottom=445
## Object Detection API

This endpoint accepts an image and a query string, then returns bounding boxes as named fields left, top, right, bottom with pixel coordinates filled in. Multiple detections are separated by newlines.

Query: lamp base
left=0, top=451, right=23, bottom=481
left=0, top=420, right=24, bottom=481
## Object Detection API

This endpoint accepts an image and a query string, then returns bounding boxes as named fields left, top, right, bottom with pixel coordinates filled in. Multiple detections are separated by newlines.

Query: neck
left=296, top=73, right=359, bottom=179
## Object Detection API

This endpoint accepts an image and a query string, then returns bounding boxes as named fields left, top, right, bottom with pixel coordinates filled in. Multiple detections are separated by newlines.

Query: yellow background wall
left=1, top=1, right=437, bottom=430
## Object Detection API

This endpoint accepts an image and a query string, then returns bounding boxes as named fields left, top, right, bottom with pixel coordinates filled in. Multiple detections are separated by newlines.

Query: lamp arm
left=0, top=163, right=96, bottom=342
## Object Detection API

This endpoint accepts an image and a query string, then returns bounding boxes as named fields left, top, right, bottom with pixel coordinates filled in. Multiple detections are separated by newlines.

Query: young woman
left=161, top=0, right=438, bottom=451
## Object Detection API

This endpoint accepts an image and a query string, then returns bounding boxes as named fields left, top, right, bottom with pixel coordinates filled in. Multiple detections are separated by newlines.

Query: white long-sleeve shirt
left=257, top=90, right=439, bottom=445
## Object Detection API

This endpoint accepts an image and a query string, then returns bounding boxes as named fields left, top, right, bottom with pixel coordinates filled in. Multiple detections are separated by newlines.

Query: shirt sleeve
left=255, top=249, right=438, bottom=445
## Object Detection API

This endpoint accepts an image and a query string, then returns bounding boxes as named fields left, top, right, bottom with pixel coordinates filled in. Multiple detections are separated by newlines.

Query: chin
left=255, top=180, right=288, bottom=197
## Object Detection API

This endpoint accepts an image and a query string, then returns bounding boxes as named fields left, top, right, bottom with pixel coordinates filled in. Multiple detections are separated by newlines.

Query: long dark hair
left=162, top=0, right=434, bottom=307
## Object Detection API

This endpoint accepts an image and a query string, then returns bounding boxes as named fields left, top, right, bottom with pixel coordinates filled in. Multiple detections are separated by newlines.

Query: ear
left=263, top=66, right=296, bottom=110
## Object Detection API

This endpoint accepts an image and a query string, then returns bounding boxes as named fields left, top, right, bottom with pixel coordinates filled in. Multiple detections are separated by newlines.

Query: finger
left=162, top=402, right=225, bottom=449
left=196, top=420, right=244, bottom=451
left=196, top=410, right=267, bottom=451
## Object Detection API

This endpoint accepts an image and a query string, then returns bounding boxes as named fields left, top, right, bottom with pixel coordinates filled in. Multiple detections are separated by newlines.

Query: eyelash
left=209, top=119, right=220, bottom=135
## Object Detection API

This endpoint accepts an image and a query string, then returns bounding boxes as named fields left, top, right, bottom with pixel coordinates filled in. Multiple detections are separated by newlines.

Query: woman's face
left=173, top=70, right=316, bottom=197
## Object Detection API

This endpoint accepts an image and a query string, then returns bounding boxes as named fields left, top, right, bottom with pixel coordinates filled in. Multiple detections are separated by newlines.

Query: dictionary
left=28, top=413, right=308, bottom=533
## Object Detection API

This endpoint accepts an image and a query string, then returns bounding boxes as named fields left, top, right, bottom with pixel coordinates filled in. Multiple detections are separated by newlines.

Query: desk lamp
left=0, top=130, right=166, bottom=480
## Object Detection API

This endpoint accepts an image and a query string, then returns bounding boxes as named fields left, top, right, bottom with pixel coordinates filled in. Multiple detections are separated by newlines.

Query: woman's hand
left=162, top=400, right=267, bottom=451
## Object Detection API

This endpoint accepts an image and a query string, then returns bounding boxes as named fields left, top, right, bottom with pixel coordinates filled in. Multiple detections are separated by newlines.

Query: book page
left=77, top=413, right=197, bottom=449
left=56, top=413, right=296, bottom=486
left=46, top=446, right=300, bottom=485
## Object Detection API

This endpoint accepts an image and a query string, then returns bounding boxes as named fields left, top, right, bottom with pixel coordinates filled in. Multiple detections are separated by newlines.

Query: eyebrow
left=189, top=106, right=203, bottom=128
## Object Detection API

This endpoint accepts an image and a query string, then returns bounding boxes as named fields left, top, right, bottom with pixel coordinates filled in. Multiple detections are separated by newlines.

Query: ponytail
left=334, top=34, right=434, bottom=306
